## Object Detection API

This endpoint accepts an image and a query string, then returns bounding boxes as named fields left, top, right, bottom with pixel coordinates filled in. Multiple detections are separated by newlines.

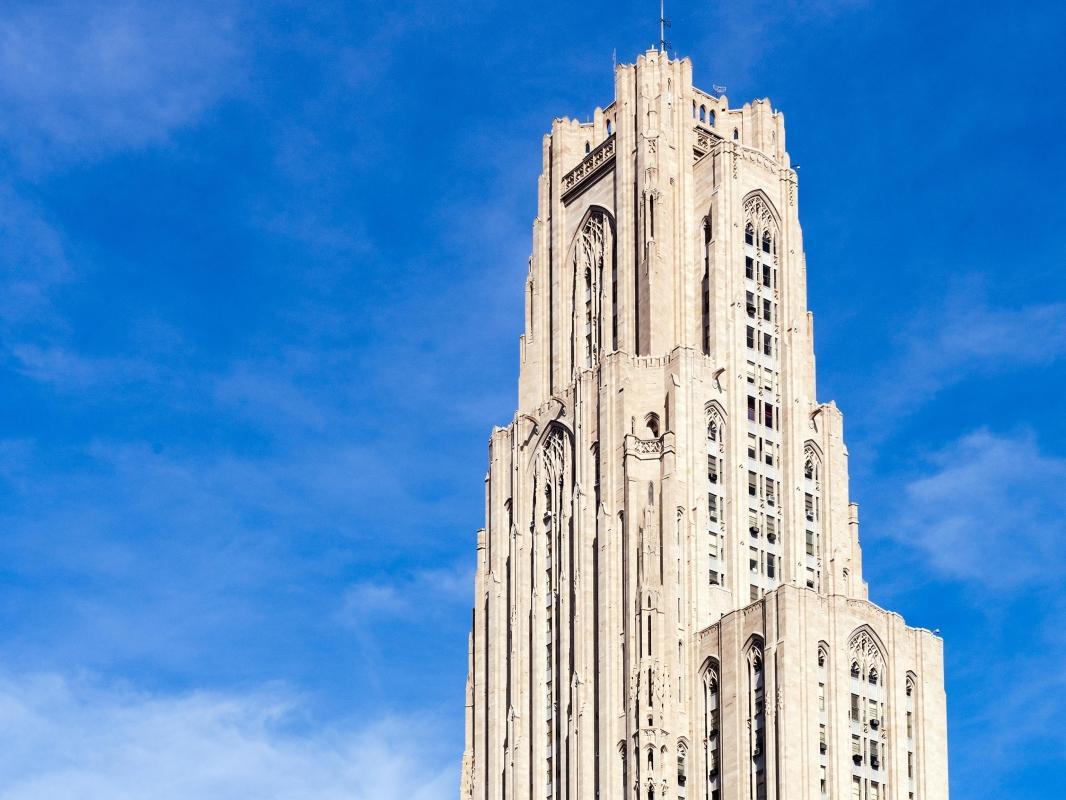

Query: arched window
left=761, top=230, right=772, bottom=254
left=745, top=222, right=755, bottom=246
left=700, top=105, right=706, bottom=122
left=606, top=119, right=613, bottom=135
left=706, top=407, right=725, bottom=585
left=703, top=663, right=721, bottom=800
left=536, top=427, right=571, bottom=792
left=905, top=674, right=917, bottom=787
left=573, top=211, right=610, bottom=370
left=733, top=127, right=739, bottom=140
left=692, top=100, right=697, bottom=119
left=707, top=110, right=716, bottom=126
left=747, top=641, right=766, bottom=800
left=803, top=443, right=823, bottom=590
left=848, top=628, right=887, bottom=785
left=646, top=412, right=661, bottom=438
left=585, top=140, right=591, bottom=153
left=677, top=743, right=688, bottom=793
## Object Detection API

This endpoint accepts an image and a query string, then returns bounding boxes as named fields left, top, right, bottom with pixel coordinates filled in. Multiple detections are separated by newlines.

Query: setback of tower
left=461, top=50, right=949, bottom=800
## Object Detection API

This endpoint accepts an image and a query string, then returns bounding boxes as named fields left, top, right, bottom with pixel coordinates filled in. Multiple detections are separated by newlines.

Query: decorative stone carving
left=561, top=135, right=616, bottom=196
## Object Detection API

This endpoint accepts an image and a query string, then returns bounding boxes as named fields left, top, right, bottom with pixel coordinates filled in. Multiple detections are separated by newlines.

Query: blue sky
left=0, top=0, right=1062, bottom=797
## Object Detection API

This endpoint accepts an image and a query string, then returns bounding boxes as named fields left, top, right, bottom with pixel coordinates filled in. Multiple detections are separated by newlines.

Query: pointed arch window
left=703, top=663, right=721, bottom=800
left=747, top=641, right=767, bottom=800
left=848, top=629, right=887, bottom=793
left=573, top=211, right=610, bottom=369
left=706, top=408, right=725, bottom=582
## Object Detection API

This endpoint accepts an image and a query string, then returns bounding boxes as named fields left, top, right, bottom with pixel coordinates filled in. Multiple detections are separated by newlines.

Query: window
left=708, top=455, right=718, bottom=483
left=748, top=396, right=757, bottom=421
left=746, top=326, right=755, bottom=349
left=699, top=105, right=706, bottom=122
left=746, top=256, right=755, bottom=279
left=748, top=433, right=757, bottom=459
left=746, top=291, right=756, bottom=317
left=818, top=683, right=825, bottom=711
left=708, top=493, right=718, bottom=522
left=704, top=666, right=721, bottom=798
left=763, top=332, right=772, bottom=356
left=733, top=127, right=739, bottom=141
left=707, top=111, right=716, bottom=126
left=763, top=402, right=774, bottom=428
left=765, top=477, right=775, bottom=506
left=762, top=263, right=772, bottom=288
left=748, top=471, right=758, bottom=496
left=762, top=298, right=772, bottom=322
left=762, top=231, right=772, bottom=253
left=745, top=223, right=755, bottom=246
left=767, top=553, right=776, bottom=578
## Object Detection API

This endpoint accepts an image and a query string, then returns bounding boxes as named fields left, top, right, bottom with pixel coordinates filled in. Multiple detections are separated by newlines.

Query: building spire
left=659, top=0, right=671, bottom=52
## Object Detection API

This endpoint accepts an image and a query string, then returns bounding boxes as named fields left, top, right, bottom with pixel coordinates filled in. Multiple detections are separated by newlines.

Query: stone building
left=460, top=50, right=948, bottom=800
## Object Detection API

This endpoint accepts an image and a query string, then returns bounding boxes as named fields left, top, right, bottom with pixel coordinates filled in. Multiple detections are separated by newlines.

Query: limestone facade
left=460, top=50, right=948, bottom=800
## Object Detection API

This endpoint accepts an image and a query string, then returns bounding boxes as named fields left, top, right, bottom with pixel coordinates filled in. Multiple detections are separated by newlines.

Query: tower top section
left=518, top=49, right=798, bottom=410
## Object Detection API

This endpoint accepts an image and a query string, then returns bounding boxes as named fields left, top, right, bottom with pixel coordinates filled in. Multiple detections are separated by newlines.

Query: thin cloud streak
left=0, top=669, right=456, bottom=800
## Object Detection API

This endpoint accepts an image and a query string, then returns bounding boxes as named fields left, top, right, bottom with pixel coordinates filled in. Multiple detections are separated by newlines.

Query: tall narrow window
left=702, top=219, right=712, bottom=355
left=848, top=629, right=888, bottom=797
left=704, top=664, right=721, bottom=800
left=707, top=408, right=726, bottom=586
left=748, top=642, right=766, bottom=800
left=574, top=211, right=608, bottom=370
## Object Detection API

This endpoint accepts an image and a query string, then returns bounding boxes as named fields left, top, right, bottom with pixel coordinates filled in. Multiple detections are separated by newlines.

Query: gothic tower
left=460, top=51, right=949, bottom=800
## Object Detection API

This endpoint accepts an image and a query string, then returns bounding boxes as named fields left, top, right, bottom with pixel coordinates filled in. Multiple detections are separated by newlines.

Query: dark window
left=762, top=299, right=772, bottom=322
left=746, top=291, right=756, bottom=318
left=745, top=223, right=754, bottom=246
left=746, top=326, right=755, bottom=349
left=763, top=333, right=772, bottom=357
left=762, top=231, right=772, bottom=253
left=763, top=402, right=774, bottom=428
left=747, top=396, right=757, bottom=421
left=762, top=264, right=771, bottom=288
left=745, top=256, right=754, bottom=280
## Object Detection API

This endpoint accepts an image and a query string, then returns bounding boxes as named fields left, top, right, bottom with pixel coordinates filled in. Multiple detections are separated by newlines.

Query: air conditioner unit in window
left=819, top=742, right=827, bottom=754
left=767, top=532, right=777, bottom=543
left=852, top=754, right=863, bottom=766
left=871, top=757, right=880, bottom=769
left=749, top=525, right=760, bottom=535
left=870, top=719, right=880, bottom=730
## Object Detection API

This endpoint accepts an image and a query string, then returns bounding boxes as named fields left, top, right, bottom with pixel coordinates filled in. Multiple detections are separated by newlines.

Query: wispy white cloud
left=852, top=292, right=1066, bottom=439
left=890, top=429, right=1066, bottom=589
left=0, top=670, right=456, bottom=800
left=340, top=563, right=474, bottom=626
left=0, top=1, right=243, bottom=169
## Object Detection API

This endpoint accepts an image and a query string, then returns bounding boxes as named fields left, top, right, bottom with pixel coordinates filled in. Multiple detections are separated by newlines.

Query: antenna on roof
left=659, top=0, right=672, bottom=52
